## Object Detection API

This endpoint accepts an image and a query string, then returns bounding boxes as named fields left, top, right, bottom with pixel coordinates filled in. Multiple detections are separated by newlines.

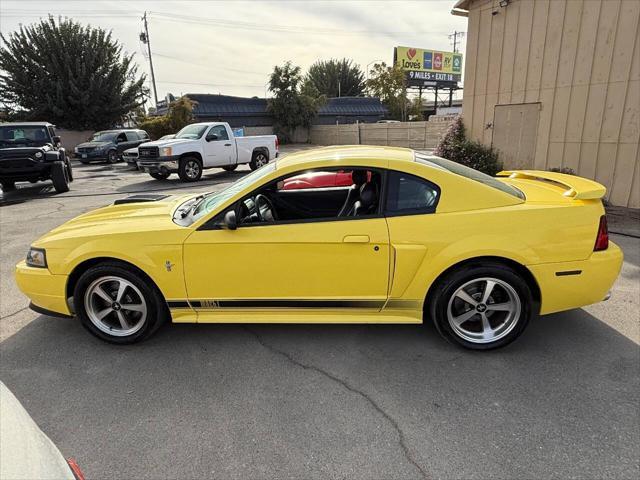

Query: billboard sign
left=394, top=46, right=463, bottom=87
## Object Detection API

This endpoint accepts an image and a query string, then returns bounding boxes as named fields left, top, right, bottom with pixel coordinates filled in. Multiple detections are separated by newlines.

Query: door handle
left=224, top=143, right=232, bottom=146
left=343, top=235, right=370, bottom=243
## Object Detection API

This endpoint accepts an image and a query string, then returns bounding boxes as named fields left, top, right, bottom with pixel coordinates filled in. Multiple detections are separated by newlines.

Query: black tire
left=222, top=164, right=238, bottom=172
left=107, top=150, right=119, bottom=164
left=51, top=161, right=70, bottom=193
left=73, top=262, right=167, bottom=344
left=178, top=156, right=203, bottom=182
left=427, top=262, right=533, bottom=350
left=65, top=158, right=74, bottom=182
left=1, top=180, right=16, bottom=191
left=150, top=171, right=170, bottom=180
left=249, top=150, right=269, bottom=171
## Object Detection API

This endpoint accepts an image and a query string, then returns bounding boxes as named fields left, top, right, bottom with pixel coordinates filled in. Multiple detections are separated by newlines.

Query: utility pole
left=448, top=30, right=466, bottom=53
left=140, top=12, right=159, bottom=107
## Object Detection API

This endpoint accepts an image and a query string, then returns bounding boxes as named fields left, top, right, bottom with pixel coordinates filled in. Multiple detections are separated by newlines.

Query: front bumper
left=0, top=157, right=50, bottom=178
left=529, top=242, right=624, bottom=315
left=137, top=156, right=180, bottom=174
left=15, top=261, right=71, bottom=316
left=74, top=150, right=109, bottom=161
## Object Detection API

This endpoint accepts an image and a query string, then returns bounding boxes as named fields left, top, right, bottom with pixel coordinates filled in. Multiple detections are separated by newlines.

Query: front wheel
left=249, top=151, right=268, bottom=170
left=427, top=262, right=533, bottom=350
left=74, top=263, right=166, bottom=344
left=107, top=150, right=119, bottom=164
left=150, top=171, right=170, bottom=180
left=51, top=161, right=70, bottom=193
left=178, top=156, right=203, bottom=182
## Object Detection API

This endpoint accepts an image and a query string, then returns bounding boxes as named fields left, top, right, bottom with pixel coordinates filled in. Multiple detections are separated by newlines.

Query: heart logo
left=407, top=48, right=417, bottom=59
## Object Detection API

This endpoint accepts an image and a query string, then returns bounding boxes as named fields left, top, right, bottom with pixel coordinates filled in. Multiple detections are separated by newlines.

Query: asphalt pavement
left=0, top=150, right=638, bottom=479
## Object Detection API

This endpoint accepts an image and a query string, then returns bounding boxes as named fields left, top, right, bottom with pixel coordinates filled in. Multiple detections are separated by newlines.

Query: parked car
left=136, top=122, right=278, bottom=182
left=74, top=129, right=150, bottom=164
left=16, top=146, right=622, bottom=350
left=123, top=134, right=176, bottom=170
left=0, top=122, right=73, bottom=193
left=1, top=382, right=86, bottom=480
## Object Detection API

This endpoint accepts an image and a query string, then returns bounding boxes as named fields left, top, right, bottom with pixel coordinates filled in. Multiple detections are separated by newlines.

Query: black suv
left=75, top=129, right=150, bottom=164
left=0, top=122, right=73, bottom=193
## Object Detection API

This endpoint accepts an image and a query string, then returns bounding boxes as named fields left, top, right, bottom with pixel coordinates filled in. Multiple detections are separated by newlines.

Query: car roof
left=0, top=122, right=54, bottom=127
left=277, top=145, right=415, bottom=170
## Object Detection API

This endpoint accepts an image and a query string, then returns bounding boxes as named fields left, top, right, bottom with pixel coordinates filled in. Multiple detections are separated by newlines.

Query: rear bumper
left=15, top=261, right=71, bottom=316
left=529, top=242, right=624, bottom=315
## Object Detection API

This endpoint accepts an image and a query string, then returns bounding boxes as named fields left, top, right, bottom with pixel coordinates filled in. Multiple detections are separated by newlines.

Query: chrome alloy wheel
left=84, top=276, right=147, bottom=337
left=184, top=159, right=200, bottom=179
left=254, top=153, right=268, bottom=167
left=446, top=277, right=521, bottom=344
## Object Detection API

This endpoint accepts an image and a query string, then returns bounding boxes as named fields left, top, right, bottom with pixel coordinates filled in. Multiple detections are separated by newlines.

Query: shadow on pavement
left=1, top=309, right=638, bottom=479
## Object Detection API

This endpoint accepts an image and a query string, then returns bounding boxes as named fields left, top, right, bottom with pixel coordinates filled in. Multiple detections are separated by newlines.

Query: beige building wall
left=456, top=0, right=639, bottom=207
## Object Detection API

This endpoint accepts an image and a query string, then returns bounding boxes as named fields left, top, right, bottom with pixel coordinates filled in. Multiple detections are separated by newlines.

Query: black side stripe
left=168, top=299, right=384, bottom=309
left=555, top=270, right=582, bottom=277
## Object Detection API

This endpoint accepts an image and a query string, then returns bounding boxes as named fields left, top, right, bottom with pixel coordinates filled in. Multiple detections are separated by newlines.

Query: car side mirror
left=206, top=134, right=218, bottom=142
left=223, top=210, right=237, bottom=230
left=52, top=136, right=61, bottom=145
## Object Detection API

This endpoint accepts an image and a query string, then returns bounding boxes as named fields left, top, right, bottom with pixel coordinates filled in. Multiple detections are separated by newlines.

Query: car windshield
left=175, top=124, right=208, bottom=140
left=0, top=126, right=51, bottom=148
left=90, top=132, right=117, bottom=142
left=415, top=153, right=525, bottom=200
left=183, top=163, right=277, bottom=224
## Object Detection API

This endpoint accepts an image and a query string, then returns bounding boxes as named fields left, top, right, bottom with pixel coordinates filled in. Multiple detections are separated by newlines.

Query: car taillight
left=594, top=215, right=609, bottom=251
left=275, top=136, right=279, bottom=151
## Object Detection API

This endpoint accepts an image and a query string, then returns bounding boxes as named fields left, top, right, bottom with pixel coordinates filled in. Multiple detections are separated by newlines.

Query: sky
left=1, top=0, right=467, bottom=102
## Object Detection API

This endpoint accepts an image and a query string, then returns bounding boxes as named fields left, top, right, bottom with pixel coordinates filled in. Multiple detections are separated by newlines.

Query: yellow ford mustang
left=15, top=146, right=622, bottom=349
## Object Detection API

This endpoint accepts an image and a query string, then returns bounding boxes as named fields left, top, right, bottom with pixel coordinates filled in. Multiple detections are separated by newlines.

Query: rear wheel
left=1, top=180, right=16, bottom=191
left=74, top=263, right=166, bottom=344
left=178, top=156, right=202, bottom=182
left=427, top=262, right=532, bottom=350
left=150, top=171, right=170, bottom=180
left=51, top=161, right=70, bottom=193
left=222, top=164, right=238, bottom=172
left=249, top=151, right=268, bottom=170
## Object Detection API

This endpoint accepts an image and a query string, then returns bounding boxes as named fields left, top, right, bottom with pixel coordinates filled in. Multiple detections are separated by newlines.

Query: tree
left=268, top=61, right=319, bottom=143
left=365, top=62, right=408, bottom=121
left=302, top=58, right=365, bottom=98
left=0, top=16, right=146, bottom=130
left=434, top=117, right=503, bottom=175
left=137, top=96, right=196, bottom=139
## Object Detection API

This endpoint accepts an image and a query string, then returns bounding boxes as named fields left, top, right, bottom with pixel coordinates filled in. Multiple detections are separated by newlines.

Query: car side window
left=385, top=171, right=439, bottom=215
left=207, top=125, right=229, bottom=141
left=139, top=131, right=150, bottom=140
left=116, top=133, right=127, bottom=143
left=125, top=131, right=138, bottom=141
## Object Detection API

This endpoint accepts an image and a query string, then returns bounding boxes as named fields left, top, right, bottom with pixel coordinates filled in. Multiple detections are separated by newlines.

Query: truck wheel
left=249, top=151, right=269, bottom=171
left=51, top=161, right=70, bottom=193
left=150, top=171, right=170, bottom=180
left=65, top=158, right=74, bottom=182
left=107, top=150, right=119, bottom=164
left=178, top=157, right=202, bottom=182
left=1, top=180, right=16, bottom=191
left=222, top=164, right=238, bottom=172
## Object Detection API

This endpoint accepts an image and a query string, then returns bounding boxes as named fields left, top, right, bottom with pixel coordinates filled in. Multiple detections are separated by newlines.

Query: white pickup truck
left=136, top=122, right=279, bottom=182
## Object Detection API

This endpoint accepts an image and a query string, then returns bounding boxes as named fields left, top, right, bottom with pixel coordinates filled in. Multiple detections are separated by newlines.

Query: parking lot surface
left=1, top=151, right=638, bottom=479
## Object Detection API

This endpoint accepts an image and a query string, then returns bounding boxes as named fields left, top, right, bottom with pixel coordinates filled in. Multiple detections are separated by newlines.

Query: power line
left=156, top=80, right=264, bottom=88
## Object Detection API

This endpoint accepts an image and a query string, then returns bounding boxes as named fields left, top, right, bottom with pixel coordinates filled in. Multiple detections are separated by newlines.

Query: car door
left=115, top=132, right=128, bottom=154
left=182, top=168, right=390, bottom=318
left=202, top=125, right=233, bottom=167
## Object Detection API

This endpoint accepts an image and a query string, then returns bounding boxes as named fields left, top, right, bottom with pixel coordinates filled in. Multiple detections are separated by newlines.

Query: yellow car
left=15, top=146, right=623, bottom=349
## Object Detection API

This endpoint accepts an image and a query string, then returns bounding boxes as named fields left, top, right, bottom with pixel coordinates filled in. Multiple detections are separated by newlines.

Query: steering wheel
left=254, top=194, right=278, bottom=222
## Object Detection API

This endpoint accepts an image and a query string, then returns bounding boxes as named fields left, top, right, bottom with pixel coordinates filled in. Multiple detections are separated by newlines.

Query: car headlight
left=26, top=247, right=47, bottom=268
left=34, top=151, right=43, bottom=159
left=74, top=147, right=79, bottom=153
left=160, top=146, right=172, bottom=157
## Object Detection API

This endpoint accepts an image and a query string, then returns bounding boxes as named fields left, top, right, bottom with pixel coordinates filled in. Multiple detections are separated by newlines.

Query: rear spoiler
left=497, top=170, right=606, bottom=200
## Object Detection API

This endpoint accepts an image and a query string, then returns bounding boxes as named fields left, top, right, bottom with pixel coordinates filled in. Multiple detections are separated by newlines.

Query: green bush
left=137, top=96, right=196, bottom=140
left=434, top=117, right=503, bottom=176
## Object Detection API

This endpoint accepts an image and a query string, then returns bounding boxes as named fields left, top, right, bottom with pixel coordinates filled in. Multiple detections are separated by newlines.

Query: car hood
left=140, top=138, right=193, bottom=148
left=76, top=141, right=113, bottom=148
left=34, top=194, right=196, bottom=245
